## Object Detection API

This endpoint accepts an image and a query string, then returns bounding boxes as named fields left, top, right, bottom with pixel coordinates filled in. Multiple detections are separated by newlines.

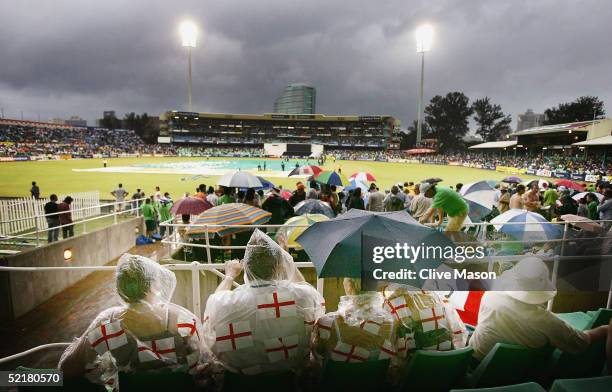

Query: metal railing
left=0, top=198, right=147, bottom=248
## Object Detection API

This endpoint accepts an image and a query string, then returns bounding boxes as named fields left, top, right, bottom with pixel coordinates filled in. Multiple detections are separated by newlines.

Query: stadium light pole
left=415, top=24, right=433, bottom=146
left=179, top=21, right=198, bottom=112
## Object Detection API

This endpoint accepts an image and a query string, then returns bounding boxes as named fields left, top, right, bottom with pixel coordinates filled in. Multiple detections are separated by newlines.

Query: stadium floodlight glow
left=179, top=20, right=198, bottom=112
left=415, top=24, right=433, bottom=146
left=415, top=24, right=433, bottom=53
left=179, top=20, right=197, bottom=48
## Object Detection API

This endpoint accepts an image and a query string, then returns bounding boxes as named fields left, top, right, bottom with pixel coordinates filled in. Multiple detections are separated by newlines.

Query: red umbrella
left=554, top=179, right=585, bottom=192
left=170, top=197, right=212, bottom=215
left=280, top=190, right=292, bottom=201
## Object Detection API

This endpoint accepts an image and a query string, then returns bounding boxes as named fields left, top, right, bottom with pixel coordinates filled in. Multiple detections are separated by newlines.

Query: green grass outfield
left=0, top=157, right=540, bottom=198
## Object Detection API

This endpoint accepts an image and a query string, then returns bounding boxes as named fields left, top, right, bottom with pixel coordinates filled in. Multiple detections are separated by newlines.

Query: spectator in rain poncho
left=202, top=229, right=325, bottom=376
left=313, top=279, right=401, bottom=383
left=59, top=254, right=204, bottom=391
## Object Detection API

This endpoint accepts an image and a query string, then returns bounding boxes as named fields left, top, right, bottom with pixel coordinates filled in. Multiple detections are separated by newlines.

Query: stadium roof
left=510, top=120, right=595, bottom=137
left=468, top=140, right=517, bottom=149
left=572, top=135, right=612, bottom=146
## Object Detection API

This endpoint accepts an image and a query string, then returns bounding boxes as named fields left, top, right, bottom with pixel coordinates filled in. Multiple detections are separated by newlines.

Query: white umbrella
left=490, top=209, right=562, bottom=242
left=571, top=192, right=604, bottom=203
left=217, top=171, right=263, bottom=188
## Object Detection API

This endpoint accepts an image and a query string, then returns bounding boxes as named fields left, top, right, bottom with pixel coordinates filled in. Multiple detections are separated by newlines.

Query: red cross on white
left=177, top=315, right=200, bottom=339
left=137, top=337, right=177, bottom=363
left=87, top=320, right=128, bottom=355
left=359, top=318, right=383, bottom=335
left=378, top=339, right=398, bottom=360
left=331, top=342, right=369, bottom=363
left=419, top=305, right=447, bottom=332
left=303, top=311, right=315, bottom=334
left=316, top=317, right=333, bottom=340
left=384, top=297, right=410, bottom=320
left=214, top=321, right=253, bottom=353
left=264, top=335, right=300, bottom=363
left=256, top=291, right=296, bottom=319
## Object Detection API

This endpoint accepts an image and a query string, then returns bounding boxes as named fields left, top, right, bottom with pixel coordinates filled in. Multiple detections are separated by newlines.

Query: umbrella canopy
left=218, top=171, right=263, bottom=188
left=169, top=197, right=212, bottom=216
left=279, top=189, right=292, bottom=201
left=276, top=214, right=330, bottom=250
left=422, top=177, right=443, bottom=184
left=293, top=199, right=335, bottom=218
left=490, top=209, right=562, bottom=242
left=502, top=176, right=522, bottom=184
left=296, top=209, right=455, bottom=282
left=463, top=198, right=492, bottom=222
left=560, top=214, right=604, bottom=233
left=343, top=179, right=369, bottom=192
left=460, top=181, right=497, bottom=209
left=315, top=170, right=350, bottom=186
left=288, top=165, right=322, bottom=177
left=240, top=176, right=274, bottom=192
left=524, top=179, right=551, bottom=190
left=348, top=172, right=377, bottom=183
left=186, top=203, right=271, bottom=238
left=486, top=180, right=500, bottom=188
left=554, top=179, right=585, bottom=192
left=572, top=192, right=604, bottom=203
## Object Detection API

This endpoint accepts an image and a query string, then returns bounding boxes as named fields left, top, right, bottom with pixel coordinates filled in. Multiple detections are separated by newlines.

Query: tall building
left=64, top=116, right=87, bottom=127
left=273, top=83, right=316, bottom=114
left=516, top=109, right=545, bottom=131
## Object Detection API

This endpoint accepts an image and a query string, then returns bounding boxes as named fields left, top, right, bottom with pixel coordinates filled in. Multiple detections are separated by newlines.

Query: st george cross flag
left=137, top=337, right=177, bottom=363
left=177, top=315, right=199, bottom=339
left=87, top=320, right=128, bottom=355
left=384, top=297, right=410, bottom=320
left=360, top=318, right=383, bottom=335
left=215, top=321, right=254, bottom=352
left=378, top=339, right=398, bottom=360
left=331, top=342, right=370, bottom=363
left=316, top=317, right=333, bottom=340
left=256, top=291, right=297, bottom=319
left=418, top=306, right=447, bottom=332
left=264, top=335, right=300, bottom=363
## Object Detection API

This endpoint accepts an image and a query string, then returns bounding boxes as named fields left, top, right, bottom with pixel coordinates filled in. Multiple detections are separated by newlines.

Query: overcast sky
left=1, top=0, right=611, bottom=130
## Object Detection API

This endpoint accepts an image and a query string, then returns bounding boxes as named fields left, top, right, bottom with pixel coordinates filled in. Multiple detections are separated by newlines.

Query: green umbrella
left=295, top=209, right=456, bottom=287
left=315, top=170, right=350, bottom=186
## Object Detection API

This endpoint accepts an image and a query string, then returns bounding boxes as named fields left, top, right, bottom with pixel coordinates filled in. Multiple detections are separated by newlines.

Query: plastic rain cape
left=203, top=229, right=325, bottom=375
left=58, top=254, right=203, bottom=391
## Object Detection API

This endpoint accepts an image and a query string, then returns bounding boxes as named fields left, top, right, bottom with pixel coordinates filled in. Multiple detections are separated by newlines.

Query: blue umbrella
left=343, top=179, right=368, bottom=192
left=490, top=209, right=562, bottom=242
left=460, top=181, right=497, bottom=222
left=296, top=210, right=455, bottom=286
left=239, top=176, right=275, bottom=191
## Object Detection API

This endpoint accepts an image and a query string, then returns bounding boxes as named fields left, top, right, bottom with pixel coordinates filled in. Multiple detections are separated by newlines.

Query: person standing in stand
left=58, top=196, right=74, bottom=239
left=44, top=194, right=60, bottom=243
left=30, top=181, right=40, bottom=199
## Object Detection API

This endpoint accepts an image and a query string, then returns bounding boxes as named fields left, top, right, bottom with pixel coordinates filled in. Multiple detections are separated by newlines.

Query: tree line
left=99, top=112, right=160, bottom=143
left=401, top=95, right=606, bottom=151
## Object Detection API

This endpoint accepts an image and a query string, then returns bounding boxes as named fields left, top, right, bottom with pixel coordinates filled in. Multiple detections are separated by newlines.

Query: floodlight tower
left=415, top=24, right=433, bottom=146
left=179, top=21, right=198, bottom=112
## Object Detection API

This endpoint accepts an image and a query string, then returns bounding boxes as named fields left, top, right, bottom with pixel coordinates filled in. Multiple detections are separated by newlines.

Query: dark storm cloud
left=1, top=0, right=611, bottom=129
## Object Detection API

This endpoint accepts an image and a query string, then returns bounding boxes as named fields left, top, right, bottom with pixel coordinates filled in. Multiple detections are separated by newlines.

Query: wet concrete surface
left=0, top=243, right=169, bottom=370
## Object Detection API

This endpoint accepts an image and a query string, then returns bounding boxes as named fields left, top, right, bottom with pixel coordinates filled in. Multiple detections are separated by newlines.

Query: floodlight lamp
left=415, top=24, right=433, bottom=53
left=180, top=21, right=197, bottom=48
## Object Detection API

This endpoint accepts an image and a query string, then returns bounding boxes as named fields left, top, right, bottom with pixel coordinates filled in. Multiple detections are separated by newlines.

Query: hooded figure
left=59, top=254, right=203, bottom=391
left=203, top=229, right=324, bottom=376
left=313, top=279, right=400, bottom=384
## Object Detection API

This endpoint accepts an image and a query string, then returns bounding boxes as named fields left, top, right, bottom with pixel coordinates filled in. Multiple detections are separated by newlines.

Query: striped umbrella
left=343, top=179, right=369, bottom=192
left=460, top=181, right=497, bottom=209
left=170, top=197, right=212, bottom=215
left=348, top=172, right=376, bottom=183
left=572, top=192, right=604, bottom=203
left=490, top=209, right=562, bottom=242
left=315, top=170, right=350, bottom=186
left=288, top=165, right=322, bottom=177
left=276, top=214, right=330, bottom=250
left=186, top=203, right=271, bottom=238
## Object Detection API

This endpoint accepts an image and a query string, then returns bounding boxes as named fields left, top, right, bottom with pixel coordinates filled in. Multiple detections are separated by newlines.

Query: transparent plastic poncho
left=380, top=283, right=468, bottom=355
left=58, top=254, right=204, bottom=391
left=203, top=229, right=325, bottom=376
left=313, top=291, right=402, bottom=382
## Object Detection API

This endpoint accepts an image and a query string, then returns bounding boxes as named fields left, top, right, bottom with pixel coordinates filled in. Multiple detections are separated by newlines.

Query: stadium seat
left=549, top=376, right=612, bottom=392
left=320, top=359, right=390, bottom=392
left=555, top=312, right=592, bottom=330
left=549, top=308, right=612, bottom=380
left=15, top=366, right=97, bottom=392
left=119, top=370, right=196, bottom=391
left=467, top=343, right=552, bottom=388
left=402, top=347, right=474, bottom=391
left=223, top=370, right=295, bottom=392
left=450, top=382, right=546, bottom=392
